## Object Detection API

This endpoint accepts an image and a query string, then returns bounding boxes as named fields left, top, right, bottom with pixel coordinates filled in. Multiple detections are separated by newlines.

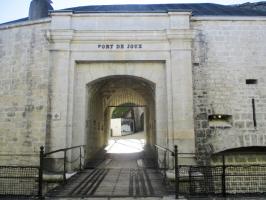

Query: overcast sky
left=0, top=0, right=263, bottom=23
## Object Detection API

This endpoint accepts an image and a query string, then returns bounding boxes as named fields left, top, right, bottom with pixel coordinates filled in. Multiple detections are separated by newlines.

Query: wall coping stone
left=192, top=16, right=266, bottom=21
left=0, top=18, right=51, bottom=30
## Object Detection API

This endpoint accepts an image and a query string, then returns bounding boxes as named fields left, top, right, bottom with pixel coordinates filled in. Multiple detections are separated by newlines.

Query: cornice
left=49, top=30, right=167, bottom=42
left=166, top=29, right=194, bottom=40
left=47, top=29, right=74, bottom=42
left=48, top=29, right=194, bottom=42
left=192, top=16, right=266, bottom=21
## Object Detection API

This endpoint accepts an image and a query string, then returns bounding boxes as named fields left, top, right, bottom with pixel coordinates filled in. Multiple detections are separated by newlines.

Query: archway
left=85, top=75, right=156, bottom=164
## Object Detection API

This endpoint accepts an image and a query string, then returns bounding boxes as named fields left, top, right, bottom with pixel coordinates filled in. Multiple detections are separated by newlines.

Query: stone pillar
left=167, top=12, right=196, bottom=164
left=46, top=14, right=73, bottom=162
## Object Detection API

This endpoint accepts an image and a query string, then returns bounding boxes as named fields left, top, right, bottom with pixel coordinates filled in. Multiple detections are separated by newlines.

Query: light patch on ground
left=105, top=138, right=146, bottom=153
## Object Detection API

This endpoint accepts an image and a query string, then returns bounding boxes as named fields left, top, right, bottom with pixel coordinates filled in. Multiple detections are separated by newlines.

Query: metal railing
left=154, top=144, right=226, bottom=199
left=154, top=146, right=266, bottom=199
left=39, top=145, right=85, bottom=199
left=178, top=164, right=266, bottom=197
left=154, top=144, right=179, bottom=199
left=2, top=145, right=266, bottom=199
left=0, top=166, right=39, bottom=199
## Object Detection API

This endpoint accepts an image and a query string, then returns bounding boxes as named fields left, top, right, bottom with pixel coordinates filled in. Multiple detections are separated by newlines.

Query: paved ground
left=105, top=131, right=146, bottom=154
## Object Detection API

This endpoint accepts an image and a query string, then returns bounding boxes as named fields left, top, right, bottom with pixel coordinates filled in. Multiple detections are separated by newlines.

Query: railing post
left=79, top=146, right=82, bottom=171
left=38, top=146, right=44, bottom=200
left=189, top=166, right=192, bottom=195
left=63, top=150, right=67, bottom=184
left=174, top=145, right=179, bottom=199
left=222, top=154, right=226, bottom=198
left=163, top=151, right=167, bottom=184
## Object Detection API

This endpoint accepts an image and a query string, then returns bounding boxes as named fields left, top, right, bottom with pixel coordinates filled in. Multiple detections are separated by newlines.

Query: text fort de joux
left=97, top=44, right=143, bottom=49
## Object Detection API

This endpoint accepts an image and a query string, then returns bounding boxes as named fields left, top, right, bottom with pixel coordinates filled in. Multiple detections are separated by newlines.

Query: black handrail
left=43, top=145, right=85, bottom=156
left=39, top=146, right=44, bottom=200
left=154, top=144, right=174, bottom=154
left=154, top=144, right=179, bottom=199
left=153, top=146, right=227, bottom=199
left=39, top=145, right=85, bottom=199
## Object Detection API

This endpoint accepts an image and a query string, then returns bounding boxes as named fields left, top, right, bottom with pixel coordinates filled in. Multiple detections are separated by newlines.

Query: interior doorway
left=106, top=104, right=146, bottom=154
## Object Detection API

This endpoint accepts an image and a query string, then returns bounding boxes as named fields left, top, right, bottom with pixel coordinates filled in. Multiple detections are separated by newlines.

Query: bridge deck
left=46, top=152, right=167, bottom=198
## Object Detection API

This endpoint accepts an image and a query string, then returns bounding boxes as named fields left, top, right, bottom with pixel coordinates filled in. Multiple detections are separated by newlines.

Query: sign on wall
left=97, top=44, right=143, bottom=50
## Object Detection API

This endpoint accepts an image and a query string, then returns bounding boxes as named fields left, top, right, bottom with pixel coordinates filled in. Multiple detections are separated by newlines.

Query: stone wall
left=1, top=14, right=266, bottom=167
left=0, top=21, right=50, bottom=165
left=192, top=18, right=266, bottom=164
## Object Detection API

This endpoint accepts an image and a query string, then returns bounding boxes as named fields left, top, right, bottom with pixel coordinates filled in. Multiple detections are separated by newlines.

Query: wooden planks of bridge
left=46, top=168, right=166, bottom=198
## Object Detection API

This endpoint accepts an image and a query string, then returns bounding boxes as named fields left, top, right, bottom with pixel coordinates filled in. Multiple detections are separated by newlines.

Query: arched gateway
left=85, top=75, right=156, bottom=161
left=46, top=58, right=195, bottom=169
left=44, top=9, right=196, bottom=168
left=51, top=61, right=170, bottom=167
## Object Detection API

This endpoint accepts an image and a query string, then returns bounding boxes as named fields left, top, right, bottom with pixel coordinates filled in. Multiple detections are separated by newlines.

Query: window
left=246, top=79, right=257, bottom=85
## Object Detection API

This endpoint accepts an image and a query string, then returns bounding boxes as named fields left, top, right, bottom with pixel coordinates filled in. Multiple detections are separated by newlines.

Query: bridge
left=42, top=132, right=176, bottom=199
left=46, top=154, right=167, bottom=198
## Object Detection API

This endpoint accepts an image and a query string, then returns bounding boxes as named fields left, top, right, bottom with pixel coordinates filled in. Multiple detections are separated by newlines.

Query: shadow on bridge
left=46, top=133, right=167, bottom=198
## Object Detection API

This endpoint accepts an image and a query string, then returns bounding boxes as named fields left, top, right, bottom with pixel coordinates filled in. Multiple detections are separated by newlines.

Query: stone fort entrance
left=74, top=62, right=166, bottom=164
left=2, top=1, right=266, bottom=198
left=48, top=61, right=173, bottom=167
left=44, top=8, right=196, bottom=167
left=46, top=62, right=171, bottom=197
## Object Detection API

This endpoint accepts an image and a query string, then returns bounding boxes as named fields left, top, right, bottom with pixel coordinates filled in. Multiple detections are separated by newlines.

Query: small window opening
left=193, top=63, right=200, bottom=66
left=208, top=114, right=232, bottom=128
left=246, top=79, right=257, bottom=84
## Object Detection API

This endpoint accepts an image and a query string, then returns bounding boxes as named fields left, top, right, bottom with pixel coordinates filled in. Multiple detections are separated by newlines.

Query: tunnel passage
left=85, top=75, right=156, bottom=164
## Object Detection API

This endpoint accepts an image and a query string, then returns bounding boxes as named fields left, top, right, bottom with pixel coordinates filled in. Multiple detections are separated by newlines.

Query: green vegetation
left=111, top=103, right=135, bottom=118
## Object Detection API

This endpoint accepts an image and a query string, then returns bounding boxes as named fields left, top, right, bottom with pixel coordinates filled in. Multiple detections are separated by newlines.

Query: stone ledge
left=192, top=16, right=266, bottom=21
left=0, top=18, right=51, bottom=30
